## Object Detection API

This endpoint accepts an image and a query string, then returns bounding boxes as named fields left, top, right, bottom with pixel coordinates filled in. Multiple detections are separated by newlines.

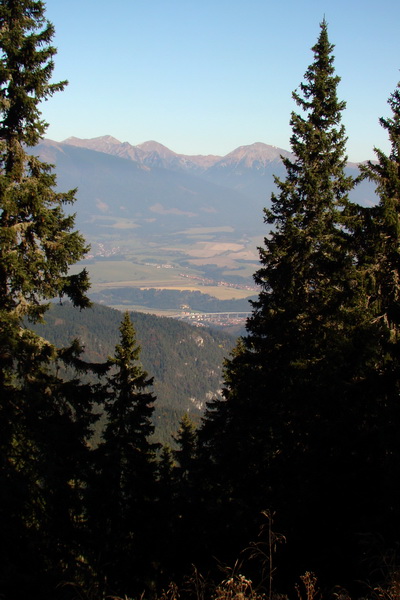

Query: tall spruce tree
left=90, top=312, right=159, bottom=597
left=0, top=2, right=95, bottom=598
left=199, top=20, right=372, bottom=590
left=360, top=82, right=400, bottom=337
left=352, top=81, right=400, bottom=567
left=0, top=0, right=90, bottom=331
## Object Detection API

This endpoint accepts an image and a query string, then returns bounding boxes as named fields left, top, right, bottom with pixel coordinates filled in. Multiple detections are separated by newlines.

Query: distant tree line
left=91, top=286, right=256, bottom=312
left=2, top=3, right=400, bottom=600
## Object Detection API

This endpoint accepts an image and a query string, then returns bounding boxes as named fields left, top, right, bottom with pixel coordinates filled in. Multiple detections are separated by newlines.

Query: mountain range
left=62, top=135, right=293, bottom=174
left=32, top=136, right=375, bottom=240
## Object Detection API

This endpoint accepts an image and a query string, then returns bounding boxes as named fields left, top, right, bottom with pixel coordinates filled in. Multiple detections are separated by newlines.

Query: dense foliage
left=198, top=20, right=400, bottom=593
left=2, top=5, right=400, bottom=600
left=87, top=313, right=160, bottom=595
left=31, top=301, right=234, bottom=444
left=0, top=2, right=95, bottom=597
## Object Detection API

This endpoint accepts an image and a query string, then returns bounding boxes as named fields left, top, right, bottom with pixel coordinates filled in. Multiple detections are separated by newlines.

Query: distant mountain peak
left=64, top=134, right=122, bottom=144
left=211, top=142, right=292, bottom=171
left=63, top=135, right=123, bottom=151
left=224, top=142, right=291, bottom=160
left=137, top=140, right=178, bottom=158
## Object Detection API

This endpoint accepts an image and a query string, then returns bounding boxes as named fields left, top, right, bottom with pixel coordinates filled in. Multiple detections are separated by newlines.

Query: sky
left=41, top=0, right=400, bottom=162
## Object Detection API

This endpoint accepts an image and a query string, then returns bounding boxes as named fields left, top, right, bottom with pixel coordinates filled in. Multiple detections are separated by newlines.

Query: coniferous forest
left=2, top=2, right=400, bottom=600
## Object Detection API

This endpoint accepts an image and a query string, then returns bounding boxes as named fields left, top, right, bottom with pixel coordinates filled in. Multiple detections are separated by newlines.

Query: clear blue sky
left=42, top=0, right=400, bottom=162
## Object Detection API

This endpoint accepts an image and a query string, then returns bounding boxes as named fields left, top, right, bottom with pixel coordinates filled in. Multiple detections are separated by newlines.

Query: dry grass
left=295, top=573, right=319, bottom=600
left=213, top=574, right=265, bottom=600
left=62, top=569, right=400, bottom=600
left=374, top=571, right=400, bottom=600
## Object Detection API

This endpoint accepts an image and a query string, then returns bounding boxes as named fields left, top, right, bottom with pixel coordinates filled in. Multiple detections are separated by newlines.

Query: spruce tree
left=360, top=82, right=400, bottom=337
left=0, top=2, right=94, bottom=597
left=353, top=81, right=400, bottom=565
left=247, top=18, right=356, bottom=370
left=0, top=0, right=90, bottom=332
left=199, top=20, right=370, bottom=589
left=90, top=312, right=159, bottom=597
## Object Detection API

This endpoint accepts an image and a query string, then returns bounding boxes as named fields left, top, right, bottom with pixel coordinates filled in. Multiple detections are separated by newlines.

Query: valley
left=70, top=225, right=260, bottom=325
left=33, top=135, right=377, bottom=323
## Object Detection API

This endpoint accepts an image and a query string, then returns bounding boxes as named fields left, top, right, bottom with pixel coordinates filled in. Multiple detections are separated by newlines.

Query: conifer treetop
left=251, top=19, right=355, bottom=336
left=0, top=0, right=90, bottom=326
left=360, top=81, right=400, bottom=335
left=104, top=311, right=157, bottom=446
left=294, top=19, right=345, bottom=123
left=0, top=0, right=67, bottom=181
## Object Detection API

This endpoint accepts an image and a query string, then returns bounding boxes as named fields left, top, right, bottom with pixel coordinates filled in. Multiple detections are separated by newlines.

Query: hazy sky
left=42, top=0, right=400, bottom=162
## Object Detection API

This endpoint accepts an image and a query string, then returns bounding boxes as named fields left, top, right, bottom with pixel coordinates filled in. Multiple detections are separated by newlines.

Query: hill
left=31, top=302, right=235, bottom=445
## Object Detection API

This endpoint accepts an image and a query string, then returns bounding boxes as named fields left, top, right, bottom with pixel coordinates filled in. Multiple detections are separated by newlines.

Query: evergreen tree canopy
left=0, top=0, right=90, bottom=332
left=202, top=18, right=359, bottom=485
left=199, top=20, right=378, bottom=591
left=90, top=312, right=159, bottom=597
left=103, top=312, right=158, bottom=457
left=360, top=81, right=400, bottom=338
left=349, top=82, right=400, bottom=569
left=249, top=19, right=357, bottom=366
left=0, top=3, right=96, bottom=597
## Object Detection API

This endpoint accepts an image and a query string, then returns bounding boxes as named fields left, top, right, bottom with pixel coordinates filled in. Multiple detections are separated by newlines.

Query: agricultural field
left=72, top=227, right=263, bottom=300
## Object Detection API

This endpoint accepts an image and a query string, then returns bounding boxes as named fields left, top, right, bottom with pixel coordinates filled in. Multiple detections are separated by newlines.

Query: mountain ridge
left=61, top=135, right=292, bottom=173
left=30, top=136, right=376, bottom=243
left=61, top=135, right=368, bottom=171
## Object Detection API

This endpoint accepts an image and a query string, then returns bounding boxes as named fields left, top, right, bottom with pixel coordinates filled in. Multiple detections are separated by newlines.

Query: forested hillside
left=32, top=302, right=234, bottom=444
